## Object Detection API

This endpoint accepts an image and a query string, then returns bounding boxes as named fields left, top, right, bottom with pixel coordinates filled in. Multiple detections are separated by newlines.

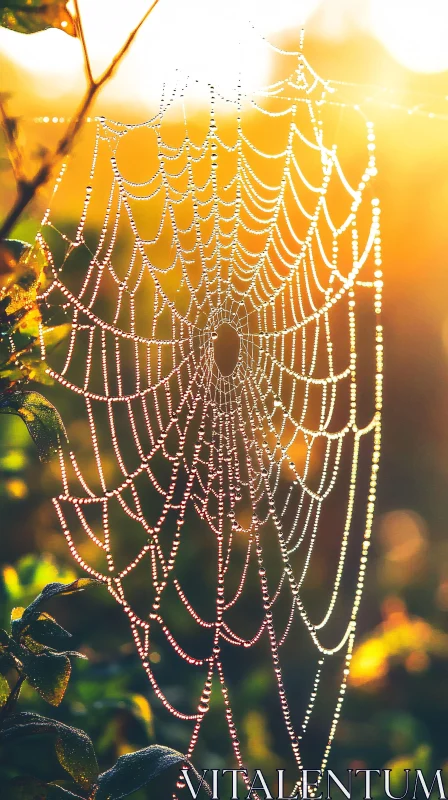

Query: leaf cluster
left=0, top=239, right=69, bottom=461
left=0, top=0, right=76, bottom=463
left=0, top=578, right=186, bottom=799
left=0, top=0, right=76, bottom=37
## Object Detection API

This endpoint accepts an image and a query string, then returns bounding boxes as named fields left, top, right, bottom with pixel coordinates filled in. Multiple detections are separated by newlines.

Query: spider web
left=37, top=30, right=383, bottom=798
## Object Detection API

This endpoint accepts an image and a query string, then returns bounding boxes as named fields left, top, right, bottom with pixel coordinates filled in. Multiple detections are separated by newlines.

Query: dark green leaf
left=0, top=717, right=61, bottom=741
left=0, top=238, right=30, bottom=277
left=42, top=323, right=71, bottom=350
left=0, top=649, right=19, bottom=673
left=0, top=237, right=47, bottom=303
left=3, top=780, right=83, bottom=800
left=0, top=777, right=82, bottom=799
left=0, top=671, right=10, bottom=707
left=0, top=239, right=29, bottom=261
left=26, top=613, right=72, bottom=648
left=13, top=578, right=102, bottom=637
left=0, top=630, right=19, bottom=672
left=22, top=634, right=46, bottom=654
left=95, top=745, right=185, bottom=800
left=1, top=711, right=47, bottom=728
left=2, top=777, right=48, bottom=799
left=0, top=367, right=23, bottom=388
left=0, top=627, right=10, bottom=646
left=0, top=712, right=98, bottom=789
left=0, top=390, right=67, bottom=462
left=0, top=2, right=76, bottom=36
left=55, top=725, right=99, bottom=789
left=21, top=648, right=71, bottom=706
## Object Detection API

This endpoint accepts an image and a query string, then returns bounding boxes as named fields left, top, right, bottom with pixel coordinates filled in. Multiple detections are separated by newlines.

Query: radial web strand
left=36, top=33, right=383, bottom=797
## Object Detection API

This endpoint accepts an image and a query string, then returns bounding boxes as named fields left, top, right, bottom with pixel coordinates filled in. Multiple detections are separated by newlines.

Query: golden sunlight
left=0, top=0, right=321, bottom=106
left=370, top=0, right=448, bottom=74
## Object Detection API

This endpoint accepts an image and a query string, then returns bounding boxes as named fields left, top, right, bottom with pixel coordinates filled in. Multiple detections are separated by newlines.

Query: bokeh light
left=370, top=0, right=448, bottom=74
left=0, top=0, right=321, bottom=104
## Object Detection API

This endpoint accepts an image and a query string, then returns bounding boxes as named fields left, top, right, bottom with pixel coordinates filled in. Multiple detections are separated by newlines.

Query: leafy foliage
left=0, top=578, right=186, bottom=799
left=13, top=578, right=101, bottom=637
left=0, top=0, right=76, bottom=36
left=0, top=390, right=67, bottom=462
left=1, top=557, right=78, bottom=626
left=94, top=746, right=186, bottom=800
left=0, top=239, right=69, bottom=460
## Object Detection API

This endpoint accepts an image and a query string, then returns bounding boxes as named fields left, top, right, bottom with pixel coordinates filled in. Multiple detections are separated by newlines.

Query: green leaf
left=0, top=627, right=10, bottom=646
left=14, top=578, right=102, bottom=637
left=0, top=648, right=19, bottom=673
left=42, top=323, right=72, bottom=350
left=0, top=389, right=67, bottom=462
left=0, top=627, right=18, bottom=673
left=0, top=239, right=30, bottom=293
left=94, top=745, right=186, bottom=800
left=0, top=238, right=43, bottom=301
left=94, top=694, right=154, bottom=739
left=0, top=671, right=10, bottom=707
left=55, top=725, right=99, bottom=789
left=0, top=364, right=24, bottom=386
left=0, top=712, right=98, bottom=789
left=1, top=710, right=49, bottom=729
left=0, top=239, right=28, bottom=267
left=26, top=613, right=72, bottom=649
left=2, top=777, right=48, bottom=799
left=2, top=779, right=83, bottom=799
left=10, top=304, right=42, bottom=340
left=0, top=1, right=76, bottom=36
left=27, top=360, right=56, bottom=386
left=21, top=648, right=71, bottom=706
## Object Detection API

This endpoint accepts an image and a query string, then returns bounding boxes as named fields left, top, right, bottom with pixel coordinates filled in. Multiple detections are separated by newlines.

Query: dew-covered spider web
left=37, top=29, right=383, bottom=798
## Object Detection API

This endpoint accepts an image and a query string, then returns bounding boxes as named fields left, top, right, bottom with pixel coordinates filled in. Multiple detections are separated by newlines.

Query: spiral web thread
left=37, top=30, right=383, bottom=798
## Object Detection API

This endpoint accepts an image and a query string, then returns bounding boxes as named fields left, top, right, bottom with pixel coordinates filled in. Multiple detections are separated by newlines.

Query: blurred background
left=1, top=0, right=448, bottom=792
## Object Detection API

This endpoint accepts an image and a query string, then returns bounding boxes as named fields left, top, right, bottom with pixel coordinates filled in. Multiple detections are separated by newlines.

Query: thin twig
left=94, top=0, right=160, bottom=90
left=0, top=674, right=25, bottom=724
left=0, top=0, right=161, bottom=242
left=73, top=0, right=94, bottom=86
left=0, top=100, right=24, bottom=185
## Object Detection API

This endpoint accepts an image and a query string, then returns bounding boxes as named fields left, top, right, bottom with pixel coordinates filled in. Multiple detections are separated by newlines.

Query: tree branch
left=0, top=0, right=161, bottom=242
left=73, top=0, right=94, bottom=86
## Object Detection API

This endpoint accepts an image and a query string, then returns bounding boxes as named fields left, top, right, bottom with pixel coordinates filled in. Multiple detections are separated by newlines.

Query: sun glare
left=370, top=0, right=448, bottom=74
left=0, top=0, right=321, bottom=107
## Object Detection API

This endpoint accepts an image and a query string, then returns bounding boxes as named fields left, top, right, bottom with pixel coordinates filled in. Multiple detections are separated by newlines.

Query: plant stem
left=0, top=674, right=25, bottom=724
left=0, top=0, right=161, bottom=242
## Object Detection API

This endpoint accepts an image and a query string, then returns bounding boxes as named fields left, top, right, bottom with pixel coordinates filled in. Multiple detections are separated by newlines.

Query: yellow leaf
left=13, top=305, right=42, bottom=338
left=0, top=674, right=10, bottom=709
left=349, top=638, right=388, bottom=687
left=0, top=240, right=47, bottom=315
left=2, top=566, right=20, bottom=599
left=5, top=477, right=28, bottom=499
left=43, top=322, right=72, bottom=349
left=11, top=606, right=25, bottom=621
left=131, top=694, right=153, bottom=724
left=23, top=635, right=46, bottom=654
